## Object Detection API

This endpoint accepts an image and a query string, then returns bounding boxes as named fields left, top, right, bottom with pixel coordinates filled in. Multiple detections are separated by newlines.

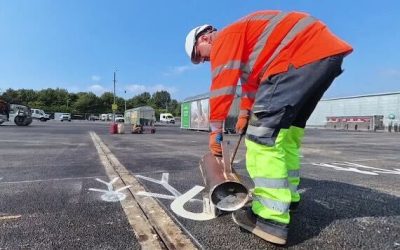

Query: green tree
left=151, top=91, right=171, bottom=109
left=73, top=92, right=100, bottom=113
left=127, top=92, right=151, bottom=109
left=99, top=92, right=115, bottom=113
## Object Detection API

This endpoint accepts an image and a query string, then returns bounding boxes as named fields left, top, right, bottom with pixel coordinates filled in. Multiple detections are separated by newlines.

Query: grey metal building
left=307, top=92, right=400, bottom=131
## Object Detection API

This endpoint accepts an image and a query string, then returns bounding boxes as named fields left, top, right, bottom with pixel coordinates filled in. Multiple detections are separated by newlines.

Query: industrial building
left=308, top=92, right=400, bottom=131
left=182, top=91, right=400, bottom=132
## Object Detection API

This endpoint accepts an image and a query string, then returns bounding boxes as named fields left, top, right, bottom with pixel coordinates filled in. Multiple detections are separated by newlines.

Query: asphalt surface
left=1, top=120, right=400, bottom=249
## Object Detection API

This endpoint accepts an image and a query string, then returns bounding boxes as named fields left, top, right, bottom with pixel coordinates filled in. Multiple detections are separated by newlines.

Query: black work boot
left=232, top=207, right=288, bottom=245
left=289, top=202, right=299, bottom=212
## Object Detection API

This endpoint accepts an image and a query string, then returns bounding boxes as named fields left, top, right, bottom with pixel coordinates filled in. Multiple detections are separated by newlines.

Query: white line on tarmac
left=89, top=131, right=199, bottom=250
left=0, top=176, right=107, bottom=185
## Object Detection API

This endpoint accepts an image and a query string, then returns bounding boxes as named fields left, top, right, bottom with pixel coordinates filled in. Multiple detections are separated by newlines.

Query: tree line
left=0, top=88, right=181, bottom=117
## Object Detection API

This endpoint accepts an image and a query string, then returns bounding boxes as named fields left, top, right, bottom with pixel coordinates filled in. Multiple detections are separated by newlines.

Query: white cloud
left=126, top=84, right=147, bottom=94
left=379, top=69, right=400, bottom=78
left=125, top=83, right=177, bottom=96
left=91, top=75, right=101, bottom=81
left=88, top=84, right=109, bottom=95
left=163, top=65, right=197, bottom=76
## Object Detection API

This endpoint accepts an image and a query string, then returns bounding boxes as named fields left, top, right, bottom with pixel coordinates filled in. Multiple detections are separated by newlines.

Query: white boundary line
left=89, top=131, right=198, bottom=250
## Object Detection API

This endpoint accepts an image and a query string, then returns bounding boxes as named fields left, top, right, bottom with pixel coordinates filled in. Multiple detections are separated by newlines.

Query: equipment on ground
left=0, top=100, right=32, bottom=126
left=199, top=135, right=249, bottom=212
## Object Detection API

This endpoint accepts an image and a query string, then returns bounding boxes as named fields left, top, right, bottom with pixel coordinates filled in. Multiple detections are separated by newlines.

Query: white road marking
left=310, top=161, right=400, bottom=176
left=136, top=173, right=181, bottom=197
left=135, top=173, right=202, bottom=202
left=89, top=178, right=131, bottom=202
left=0, top=176, right=106, bottom=185
left=313, top=199, right=334, bottom=210
left=171, top=185, right=218, bottom=221
left=90, top=131, right=198, bottom=249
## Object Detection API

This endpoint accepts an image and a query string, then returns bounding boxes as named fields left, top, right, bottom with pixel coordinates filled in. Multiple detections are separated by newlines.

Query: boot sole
left=232, top=214, right=286, bottom=245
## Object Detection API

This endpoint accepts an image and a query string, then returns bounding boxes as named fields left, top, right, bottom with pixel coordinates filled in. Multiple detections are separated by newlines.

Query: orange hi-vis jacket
left=209, top=10, right=353, bottom=129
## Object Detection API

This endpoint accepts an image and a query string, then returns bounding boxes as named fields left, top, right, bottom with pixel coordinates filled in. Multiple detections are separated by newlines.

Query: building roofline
left=323, top=91, right=400, bottom=101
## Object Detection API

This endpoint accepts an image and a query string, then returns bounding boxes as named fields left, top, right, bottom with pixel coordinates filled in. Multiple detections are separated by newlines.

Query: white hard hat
left=185, top=24, right=213, bottom=64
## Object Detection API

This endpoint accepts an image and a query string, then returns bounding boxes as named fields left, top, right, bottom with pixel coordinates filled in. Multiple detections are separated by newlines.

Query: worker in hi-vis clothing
left=185, top=10, right=353, bottom=245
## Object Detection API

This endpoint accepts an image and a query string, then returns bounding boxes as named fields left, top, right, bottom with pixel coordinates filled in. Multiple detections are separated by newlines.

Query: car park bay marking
left=311, top=161, right=400, bottom=176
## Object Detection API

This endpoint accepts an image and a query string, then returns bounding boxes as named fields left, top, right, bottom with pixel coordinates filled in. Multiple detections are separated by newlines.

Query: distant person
left=185, top=10, right=352, bottom=245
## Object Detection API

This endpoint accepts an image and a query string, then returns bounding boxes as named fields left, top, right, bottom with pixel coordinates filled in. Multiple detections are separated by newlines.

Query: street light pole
left=113, top=71, right=116, bottom=123
left=124, top=90, right=127, bottom=112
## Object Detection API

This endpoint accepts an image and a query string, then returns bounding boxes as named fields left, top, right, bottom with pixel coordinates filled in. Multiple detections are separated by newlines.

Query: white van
left=160, top=113, right=175, bottom=124
left=31, top=108, right=50, bottom=121
left=100, top=114, right=108, bottom=121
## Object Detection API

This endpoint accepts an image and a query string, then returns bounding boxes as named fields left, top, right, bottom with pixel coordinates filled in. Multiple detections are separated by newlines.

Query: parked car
left=31, top=108, right=50, bottom=121
left=88, top=115, right=99, bottom=121
left=60, top=113, right=71, bottom=122
left=115, top=117, right=124, bottom=123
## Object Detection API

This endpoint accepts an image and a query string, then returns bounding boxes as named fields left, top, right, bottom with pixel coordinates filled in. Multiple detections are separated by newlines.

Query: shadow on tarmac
left=286, top=178, right=400, bottom=246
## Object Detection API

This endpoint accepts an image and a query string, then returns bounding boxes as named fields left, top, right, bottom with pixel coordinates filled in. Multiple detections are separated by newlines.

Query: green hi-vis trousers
left=245, top=54, right=345, bottom=224
left=246, top=126, right=304, bottom=224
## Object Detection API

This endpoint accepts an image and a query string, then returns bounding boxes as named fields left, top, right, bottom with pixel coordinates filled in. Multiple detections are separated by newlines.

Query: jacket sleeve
left=209, top=32, right=244, bottom=128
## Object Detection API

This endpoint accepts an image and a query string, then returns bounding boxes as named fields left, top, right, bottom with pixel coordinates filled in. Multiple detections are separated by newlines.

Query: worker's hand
left=209, top=130, right=223, bottom=157
left=235, top=110, right=250, bottom=135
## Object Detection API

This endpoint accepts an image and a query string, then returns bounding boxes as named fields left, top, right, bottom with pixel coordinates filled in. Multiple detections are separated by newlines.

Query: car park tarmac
left=0, top=120, right=399, bottom=249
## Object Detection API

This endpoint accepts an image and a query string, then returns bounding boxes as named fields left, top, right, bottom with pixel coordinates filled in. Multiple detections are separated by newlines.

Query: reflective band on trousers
left=288, top=170, right=300, bottom=178
left=247, top=125, right=275, bottom=137
left=212, top=60, right=242, bottom=80
left=253, top=177, right=288, bottom=189
left=209, top=86, right=237, bottom=99
left=289, top=184, right=297, bottom=193
left=254, top=196, right=290, bottom=213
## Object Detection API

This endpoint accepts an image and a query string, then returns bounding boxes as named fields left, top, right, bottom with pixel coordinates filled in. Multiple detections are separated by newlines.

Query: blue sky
left=0, top=0, right=399, bottom=101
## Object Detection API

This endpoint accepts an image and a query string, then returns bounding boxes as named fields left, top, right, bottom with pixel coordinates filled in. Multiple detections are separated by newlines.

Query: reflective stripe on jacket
left=209, top=10, right=353, bottom=122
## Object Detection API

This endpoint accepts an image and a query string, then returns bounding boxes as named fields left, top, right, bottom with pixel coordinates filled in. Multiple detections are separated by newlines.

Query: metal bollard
left=199, top=141, right=249, bottom=212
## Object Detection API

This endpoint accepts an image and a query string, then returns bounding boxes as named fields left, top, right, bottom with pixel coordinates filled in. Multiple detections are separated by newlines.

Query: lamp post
left=124, top=90, right=127, bottom=112
left=113, top=71, right=116, bottom=123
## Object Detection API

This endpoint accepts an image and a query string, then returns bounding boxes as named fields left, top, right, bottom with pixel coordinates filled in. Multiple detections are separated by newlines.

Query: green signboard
left=181, top=102, right=191, bottom=128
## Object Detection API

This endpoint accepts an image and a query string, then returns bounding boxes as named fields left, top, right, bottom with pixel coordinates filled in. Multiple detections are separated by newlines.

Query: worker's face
left=194, top=34, right=212, bottom=63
